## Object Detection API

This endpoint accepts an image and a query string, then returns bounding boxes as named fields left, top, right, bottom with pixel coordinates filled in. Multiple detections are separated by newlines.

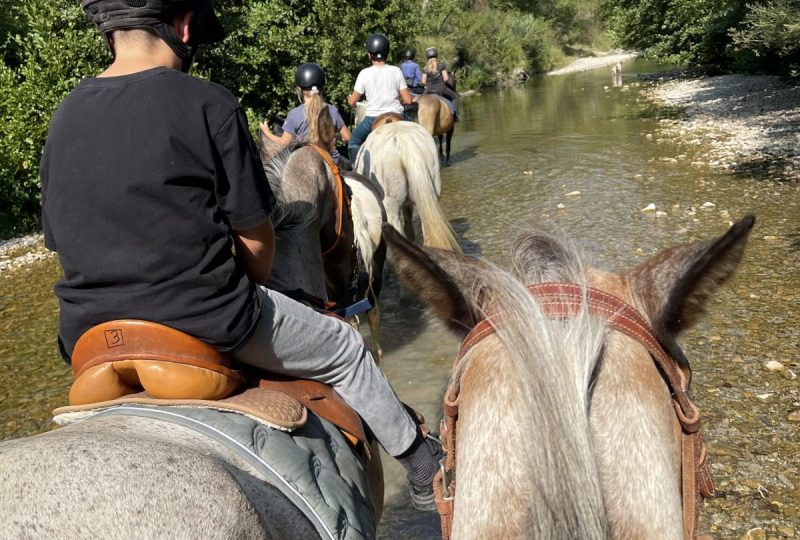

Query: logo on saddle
left=67, top=320, right=369, bottom=453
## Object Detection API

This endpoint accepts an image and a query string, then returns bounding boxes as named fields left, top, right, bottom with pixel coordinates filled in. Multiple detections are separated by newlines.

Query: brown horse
left=383, top=215, right=755, bottom=539
left=415, top=94, right=455, bottom=166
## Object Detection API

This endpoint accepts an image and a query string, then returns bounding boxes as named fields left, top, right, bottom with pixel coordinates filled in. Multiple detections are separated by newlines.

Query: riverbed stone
left=744, top=527, right=767, bottom=540
left=763, top=360, right=785, bottom=372
left=787, top=410, right=800, bottom=423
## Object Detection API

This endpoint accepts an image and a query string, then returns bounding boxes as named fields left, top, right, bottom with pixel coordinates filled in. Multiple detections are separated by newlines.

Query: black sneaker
left=407, top=433, right=444, bottom=512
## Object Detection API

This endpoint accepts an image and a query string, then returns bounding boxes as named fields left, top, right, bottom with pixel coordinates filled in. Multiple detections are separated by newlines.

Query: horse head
left=383, top=215, right=755, bottom=539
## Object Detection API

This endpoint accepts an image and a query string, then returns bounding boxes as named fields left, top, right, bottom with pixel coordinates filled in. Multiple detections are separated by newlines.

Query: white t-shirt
left=353, top=64, right=407, bottom=117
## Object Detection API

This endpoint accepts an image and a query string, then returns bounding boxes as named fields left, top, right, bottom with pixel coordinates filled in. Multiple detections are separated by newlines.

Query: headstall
left=433, top=283, right=714, bottom=540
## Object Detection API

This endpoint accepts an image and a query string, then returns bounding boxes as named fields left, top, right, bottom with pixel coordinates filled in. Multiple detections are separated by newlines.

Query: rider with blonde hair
left=422, top=47, right=459, bottom=119
left=261, top=63, right=350, bottom=166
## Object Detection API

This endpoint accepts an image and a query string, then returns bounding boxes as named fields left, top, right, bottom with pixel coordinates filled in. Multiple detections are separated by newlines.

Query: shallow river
left=1, top=58, right=798, bottom=538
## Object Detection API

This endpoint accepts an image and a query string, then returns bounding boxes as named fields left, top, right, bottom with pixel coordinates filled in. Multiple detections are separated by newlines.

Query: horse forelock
left=454, top=234, right=609, bottom=536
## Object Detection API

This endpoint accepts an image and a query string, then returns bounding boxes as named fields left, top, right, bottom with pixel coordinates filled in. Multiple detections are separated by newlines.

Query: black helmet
left=82, top=0, right=224, bottom=65
left=295, top=63, right=325, bottom=89
left=425, top=47, right=438, bottom=59
left=404, top=48, right=415, bottom=60
left=366, top=33, right=390, bottom=60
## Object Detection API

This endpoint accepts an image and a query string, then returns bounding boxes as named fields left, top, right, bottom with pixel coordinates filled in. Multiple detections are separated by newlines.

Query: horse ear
left=382, top=224, right=481, bottom=337
left=627, top=215, right=755, bottom=339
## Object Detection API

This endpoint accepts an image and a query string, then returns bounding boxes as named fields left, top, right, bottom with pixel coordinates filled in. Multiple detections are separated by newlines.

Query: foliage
left=418, top=0, right=567, bottom=90
left=601, top=0, right=746, bottom=64
left=0, top=1, right=107, bottom=235
left=729, top=0, right=800, bottom=73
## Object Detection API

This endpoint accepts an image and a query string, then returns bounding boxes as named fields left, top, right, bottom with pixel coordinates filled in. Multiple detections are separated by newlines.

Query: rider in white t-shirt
left=346, top=33, right=412, bottom=162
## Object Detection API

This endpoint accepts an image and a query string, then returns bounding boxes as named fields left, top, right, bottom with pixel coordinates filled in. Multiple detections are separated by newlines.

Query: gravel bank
left=0, top=233, right=54, bottom=275
left=645, top=74, right=800, bottom=180
left=547, top=52, right=639, bottom=76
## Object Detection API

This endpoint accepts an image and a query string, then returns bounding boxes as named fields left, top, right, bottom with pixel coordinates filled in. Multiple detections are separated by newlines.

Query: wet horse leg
left=445, top=126, right=454, bottom=166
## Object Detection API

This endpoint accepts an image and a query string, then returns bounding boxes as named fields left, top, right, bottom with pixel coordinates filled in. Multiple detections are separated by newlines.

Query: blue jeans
left=348, top=116, right=375, bottom=163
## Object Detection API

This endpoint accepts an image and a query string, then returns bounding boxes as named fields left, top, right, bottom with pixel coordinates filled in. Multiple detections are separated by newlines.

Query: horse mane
left=262, top=143, right=317, bottom=232
left=460, top=229, right=609, bottom=536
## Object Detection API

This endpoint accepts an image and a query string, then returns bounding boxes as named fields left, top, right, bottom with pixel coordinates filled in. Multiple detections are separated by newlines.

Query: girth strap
left=437, top=283, right=714, bottom=540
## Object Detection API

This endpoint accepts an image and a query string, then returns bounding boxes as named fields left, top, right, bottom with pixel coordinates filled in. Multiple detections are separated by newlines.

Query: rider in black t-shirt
left=41, top=0, right=441, bottom=513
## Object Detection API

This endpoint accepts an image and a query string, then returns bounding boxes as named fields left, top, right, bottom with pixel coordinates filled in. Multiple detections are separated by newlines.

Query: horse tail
left=397, top=124, right=462, bottom=253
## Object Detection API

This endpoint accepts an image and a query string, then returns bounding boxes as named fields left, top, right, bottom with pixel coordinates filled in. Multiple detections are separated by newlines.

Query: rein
left=434, top=283, right=714, bottom=540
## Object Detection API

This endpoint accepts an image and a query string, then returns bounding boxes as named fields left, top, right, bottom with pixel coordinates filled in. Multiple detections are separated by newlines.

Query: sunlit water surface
left=1, top=58, right=797, bottom=538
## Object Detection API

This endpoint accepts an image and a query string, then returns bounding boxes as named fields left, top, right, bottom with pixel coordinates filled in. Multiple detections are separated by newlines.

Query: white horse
left=343, top=171, right=388, bottom=361
left=355, top=121, right=462, bottom=253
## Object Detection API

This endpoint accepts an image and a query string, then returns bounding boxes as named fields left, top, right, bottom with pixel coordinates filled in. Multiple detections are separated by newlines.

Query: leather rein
left=433, top=283, right=715, bottom=540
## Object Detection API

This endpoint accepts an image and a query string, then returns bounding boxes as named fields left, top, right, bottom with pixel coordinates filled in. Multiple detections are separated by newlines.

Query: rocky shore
left=0, top=234, right=53, bottom=275
left=644, top=73, right=800, bottom=181
left=547, top=51, right=639, bottom=76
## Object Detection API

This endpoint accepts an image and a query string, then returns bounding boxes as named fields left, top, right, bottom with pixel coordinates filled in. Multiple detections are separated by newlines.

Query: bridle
left=433, top=283, right=715, bottom=540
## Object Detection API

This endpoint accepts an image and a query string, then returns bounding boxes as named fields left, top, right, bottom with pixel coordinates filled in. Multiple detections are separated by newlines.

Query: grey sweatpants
left=233, top=287, right=417, bottom=456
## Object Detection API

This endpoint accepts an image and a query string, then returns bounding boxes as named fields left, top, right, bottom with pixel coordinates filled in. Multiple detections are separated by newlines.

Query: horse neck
left=451, top=278, right=609, bottom=538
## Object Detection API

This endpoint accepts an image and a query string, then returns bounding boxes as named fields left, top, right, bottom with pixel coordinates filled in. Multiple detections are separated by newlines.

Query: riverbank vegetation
left=1, top=0, right=798, bottom=237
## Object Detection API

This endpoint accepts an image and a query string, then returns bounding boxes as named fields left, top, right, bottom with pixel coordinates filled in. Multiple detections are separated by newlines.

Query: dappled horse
left=261, top=134, right=388, bottom=361
left=0, top=145, right=387, bottom=540
left=383, top=215, right=755, bottom=538
left=415, top=94, right=455, bottom=166
left=355, top=121, right=462, bottom=254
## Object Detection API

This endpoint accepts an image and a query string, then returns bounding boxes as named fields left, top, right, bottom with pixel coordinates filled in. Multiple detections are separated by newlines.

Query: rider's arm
left=399, top=87, right=413, bottom=105
left=421, top=73, right=427, bottom=85
left=233, top=220, right=275, bottom=285
left=260, top=124, right=293, bottom=146
left=347, top=91, right=362, bottom=108
left=442, top=69, right=450, bottom=83
left=339, top=125, right=352, bottom=142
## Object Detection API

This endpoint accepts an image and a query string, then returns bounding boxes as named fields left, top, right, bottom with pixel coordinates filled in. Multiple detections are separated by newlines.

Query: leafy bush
left=418, top=2, right=564, bottom=90
left=729, top=0, right=800, bottom=74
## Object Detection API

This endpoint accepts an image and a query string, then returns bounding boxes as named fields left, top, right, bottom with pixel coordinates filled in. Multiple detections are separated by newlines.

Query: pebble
left=783, top=369, right=797, bottom=381
left=641, top=203, right=656, bottom=212
left=743, top=527, right=766, bottom=540
left=763, top=236, right=778, bottom=241
left=701, top=201, right=716, bottom=209
left=755, top=393, right=773, bottom=403
left=656, top=211, right=668, bottom=217
left=788, top=411, right=800, bottom=423
left=522, top=170, right=533, bottom=175
left=565, top=191, right=581, bottom=196
left=763, top=360, right=785, bottom=372
left=556, top=203, right=565, bottom=210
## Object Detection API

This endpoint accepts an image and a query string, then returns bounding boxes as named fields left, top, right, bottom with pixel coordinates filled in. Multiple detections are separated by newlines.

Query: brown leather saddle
left=67, top=319, right=369, bottom=452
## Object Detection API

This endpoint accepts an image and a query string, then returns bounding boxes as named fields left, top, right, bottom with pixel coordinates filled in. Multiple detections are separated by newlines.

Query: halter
left=433, top=283, right=715, bottom=540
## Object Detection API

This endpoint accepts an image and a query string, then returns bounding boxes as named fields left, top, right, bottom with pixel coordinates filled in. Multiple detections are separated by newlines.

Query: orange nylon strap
left=309, top=144, right=346, bottom=256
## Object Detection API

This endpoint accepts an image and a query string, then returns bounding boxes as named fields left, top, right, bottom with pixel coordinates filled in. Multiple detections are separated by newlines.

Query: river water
left=1, top=58, right=798, bottom=538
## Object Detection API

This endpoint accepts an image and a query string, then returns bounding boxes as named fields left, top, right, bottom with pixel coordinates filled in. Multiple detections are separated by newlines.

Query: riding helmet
left=366, top=33, right=390, bottom=60
left=404, top=48, right=416, bottom=60
left=425, top=47, right=438, bottom=59
left=81, top=0, right=224, bottom=65
left=295, top=63, right=326, bottom=89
